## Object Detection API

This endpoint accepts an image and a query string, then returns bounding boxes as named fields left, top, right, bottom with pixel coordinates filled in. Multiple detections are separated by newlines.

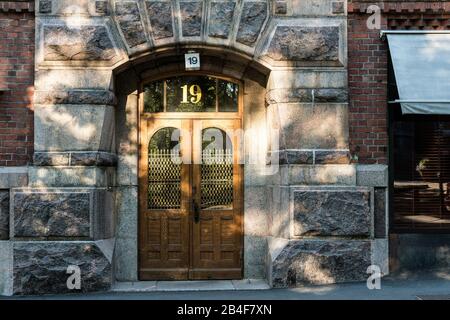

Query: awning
left=384, top=31, right=450, bottom=114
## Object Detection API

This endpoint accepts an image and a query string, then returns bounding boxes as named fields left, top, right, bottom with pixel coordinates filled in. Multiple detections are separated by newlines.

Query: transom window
left=143, top=75, right=239, bottom=113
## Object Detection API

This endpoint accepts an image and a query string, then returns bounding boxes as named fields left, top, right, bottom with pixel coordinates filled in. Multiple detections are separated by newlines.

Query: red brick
left=348, top=8, right=389, bottom=165
left=0, top=10, right=34, bottom=166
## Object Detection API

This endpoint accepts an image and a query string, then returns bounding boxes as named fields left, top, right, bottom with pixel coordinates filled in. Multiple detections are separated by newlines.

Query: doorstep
left=111, top=279, right=270, bottom=292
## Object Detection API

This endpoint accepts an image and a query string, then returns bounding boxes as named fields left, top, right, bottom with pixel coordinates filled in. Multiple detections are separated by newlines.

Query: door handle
left=192, top=186, right=200, bottom=223
left=192, top=199, right=200, bottom=223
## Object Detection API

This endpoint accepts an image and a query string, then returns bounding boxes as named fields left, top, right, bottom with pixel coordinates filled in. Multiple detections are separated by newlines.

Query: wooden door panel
left=139, top=119, right=190, bottom=280
left=194, top=215, right=241, bottom=267
left=143, top=214, right=187, bottom=260
left=191, top=119, right=243, bottom=279
left=139, top=118, right=243, bottom=280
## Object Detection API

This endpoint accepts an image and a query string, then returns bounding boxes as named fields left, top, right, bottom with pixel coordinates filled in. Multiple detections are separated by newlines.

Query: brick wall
left=348, top=4, right=389, bottom=165
left=348, top=1, right=450, bottom=164
left=0, top=1, right=34, bottom=166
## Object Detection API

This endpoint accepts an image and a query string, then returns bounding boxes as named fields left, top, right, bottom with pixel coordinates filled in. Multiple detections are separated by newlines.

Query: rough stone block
left=209, top=1, right=236, bottom=39
left=114, top=237, right=138, bottom=281
left=35, top=104, right=114, bottom=152
left=292, top=187, right=371, bottom=237
left=115, top=186, right=138, bottom=240
left=180, top=1, right=203, bottom=37
left=271, top=240, right=371, bottom=287
left=272, top=103, right=349, bottom=149
left=272, top=165, right=356, bottom=186
left=372, top=239, right=389, bottom=275
left=114, top=186, right=137, bottom=281
left=244, top=186, right=268, bottom=236
left=236, top=1, right=267, bottom=46
left=266, top=88, right=312, bottom=104
left=0, top=167, right=28, bottom=189
left=35, top=90, right=116, bottom=106
left=0, top=241, right=12, bottom=296
left=39, top=0, right=52, bottom=14
left=91, top=190, right=115, bottom=240
left=356, top=164, right=388, bottom=187
left=332, top=1, right=345, bottom=14
left=244, top=235, right=267, bottom=279
left=145, top=1, right=174, bottom=40
left=315, top=150, right=350, bottom=164
left=274, top=1, right=287, bottom=15
left=273, top=150, right=313, bottom=165
left=292, top=0, right=334, bottom=16
left=50, top=0, right=92, bottom=16
left=117, top=153, right=138, bottom=186
left=266, top=88, right=347, bottom=104
left=315, top=89, right=348, bottom=103
left=12, top=188, right=114, bottom=239
left=115, top=1, right=147, bottom=48
left=374, top=188, right=387, bottom=238
left=243, top=165, right=267, bottom=187
left=13, top=241, right=112, bottom=295
left=34, top=152, right=70, bottom=166
left=70, top=152, right=117, bottom=167
left=267, top=70, right=347, bottom=90
left=28, top=167, right=115, bottom=188
left=95, top=0, right=108, bottom=14
left=35, top=69, right=113, bottom=91
left=268, top=186, right=291, bottom=239
left=13, top=191, right=90, bottom=238
left=268, top=237, right=289, bottom=265
left=34, top=151, right=117, bottom=167
left=43, top=25, right=117, bottom=61
left=266, top=26, right=339, bottom=62
left=0, top=191, right=9, bottom=240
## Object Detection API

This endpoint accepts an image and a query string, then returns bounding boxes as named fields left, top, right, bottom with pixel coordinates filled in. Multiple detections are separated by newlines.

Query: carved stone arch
left=112, top=45, right=270, bottom=282
left=35, top=0, right=345, bottom=71
left=110, top=0, right=272, bottom=60
left=113, top=45, right=272, bottom=88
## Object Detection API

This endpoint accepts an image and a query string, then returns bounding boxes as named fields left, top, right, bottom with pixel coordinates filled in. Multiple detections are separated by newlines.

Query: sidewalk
left=3, top=271, right=450, bottom=300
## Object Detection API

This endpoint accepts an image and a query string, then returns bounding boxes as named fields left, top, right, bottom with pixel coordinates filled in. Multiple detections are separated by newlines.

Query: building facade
left=0, top=0, right=447, bottom=296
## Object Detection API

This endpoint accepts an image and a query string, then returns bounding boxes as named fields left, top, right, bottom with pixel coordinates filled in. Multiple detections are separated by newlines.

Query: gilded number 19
left=181, top=84, right=202, bottom=104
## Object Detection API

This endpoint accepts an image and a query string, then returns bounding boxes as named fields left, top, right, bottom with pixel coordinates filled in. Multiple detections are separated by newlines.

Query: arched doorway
left=138, top=74, right=244, bottom=280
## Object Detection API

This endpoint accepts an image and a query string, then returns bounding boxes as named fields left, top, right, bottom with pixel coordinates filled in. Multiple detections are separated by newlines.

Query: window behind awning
left=387, top=33, right=450, bottom=114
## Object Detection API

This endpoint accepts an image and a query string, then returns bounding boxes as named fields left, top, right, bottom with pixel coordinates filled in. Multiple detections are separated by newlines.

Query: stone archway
left=112, top=49, right=270, bottom=281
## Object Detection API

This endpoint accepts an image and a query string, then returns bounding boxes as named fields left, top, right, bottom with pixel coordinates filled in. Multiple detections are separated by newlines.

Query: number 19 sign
left=185, top=52, right=200, bottom=71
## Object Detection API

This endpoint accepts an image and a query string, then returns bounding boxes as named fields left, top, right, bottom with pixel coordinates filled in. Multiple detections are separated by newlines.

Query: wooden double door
left=139, top=118, right=243, bottom=280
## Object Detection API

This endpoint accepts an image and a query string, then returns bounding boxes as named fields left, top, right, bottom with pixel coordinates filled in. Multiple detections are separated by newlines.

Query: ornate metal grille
left=148, top=149, right=181, bottom=209
left=201, top=149, right=233, bottom=209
